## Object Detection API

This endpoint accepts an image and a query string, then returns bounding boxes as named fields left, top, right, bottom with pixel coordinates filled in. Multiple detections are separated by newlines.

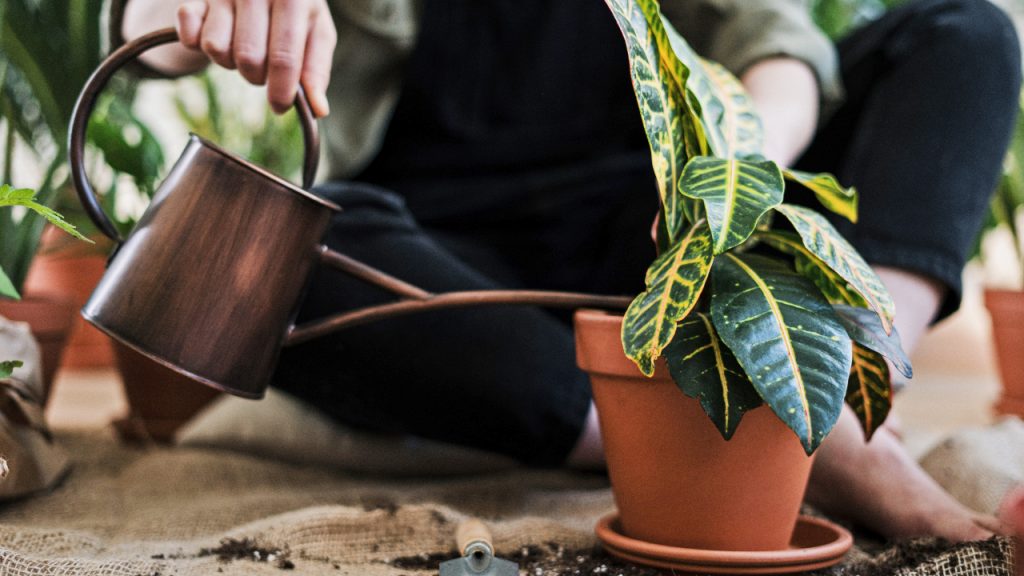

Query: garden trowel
left=439, top=519, right=518, bottom=576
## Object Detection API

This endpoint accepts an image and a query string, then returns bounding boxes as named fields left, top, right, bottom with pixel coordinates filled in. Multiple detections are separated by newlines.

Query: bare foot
left=999, top=486, right=1024, bottom=534
left=805, top=407, right=996, bottom=542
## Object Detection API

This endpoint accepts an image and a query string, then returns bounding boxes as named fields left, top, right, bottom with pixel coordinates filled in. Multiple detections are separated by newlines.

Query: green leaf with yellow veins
left=783, top=169, right=859, bottom=223
left=846, top=345, right=892, bottom=441
left=622, top=221, right=714, bottom=376
left=711, top=253, right=852, bottom=454
left=680, top=157, right=784, bottom=254
left=665, top=312, right=762, bottom=439
left=757, top=231, right=870, bottom=309
left=775, top=204, right=895, bottom=334
left=604, top=0, right=702, bottom=241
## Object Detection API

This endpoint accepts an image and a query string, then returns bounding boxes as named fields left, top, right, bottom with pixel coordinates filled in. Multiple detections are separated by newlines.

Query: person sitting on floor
left=116, top=0, right=1022, bottom=541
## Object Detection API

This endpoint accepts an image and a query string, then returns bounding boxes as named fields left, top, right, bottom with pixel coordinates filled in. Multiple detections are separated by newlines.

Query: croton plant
left=607, top=0, right=912, bottom=454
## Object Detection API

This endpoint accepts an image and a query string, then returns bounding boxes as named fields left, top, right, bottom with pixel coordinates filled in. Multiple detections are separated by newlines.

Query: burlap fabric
left=921, top=417, right=1024, bottom=516
left=0, top=430, right=1015, bottom=576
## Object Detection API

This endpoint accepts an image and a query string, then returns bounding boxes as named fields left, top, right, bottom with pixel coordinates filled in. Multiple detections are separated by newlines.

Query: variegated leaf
left=846, top=345, right=892, bottom=441
left=701, top=60, right=764, bottom=159
left=622, top=221, right=714, bottom=376
left=665, top=312, right=762, bottom=439
left=680, top=157, right=784, bottom=254
left=783, top=169, right=859, bottom=223
left=605, top=0, right=700, bottom=241
left=660, top=17, right=720, bottom=157
left=832, top=304, right=912, bottom=379
left=775, top=204, right=895, bottom=334
left=711, top=253, right=852, bottom=454
left=757, top=231, right=869, bottom=308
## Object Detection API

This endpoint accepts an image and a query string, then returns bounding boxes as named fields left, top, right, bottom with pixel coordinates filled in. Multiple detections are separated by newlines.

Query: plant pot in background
left=112, top=341, right=221, bottom=443
left=0, top=296, right=77, bottom=405
left=24, top=235, right=114, bottom=368
left=574, top=309, right=813, bottom=552
left=984, top=289, right=1024, bottom=417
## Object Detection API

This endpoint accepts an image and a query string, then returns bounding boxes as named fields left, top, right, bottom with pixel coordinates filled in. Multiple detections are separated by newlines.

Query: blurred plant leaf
left=0, top=360, right=23, bottom=378
left=783, top=168, right=858, bottom=223
left=0, top=267, right=18, bottom=299
left=832, top=303, right=912, bottom=378
left=0, top=184, right=90, bottom=242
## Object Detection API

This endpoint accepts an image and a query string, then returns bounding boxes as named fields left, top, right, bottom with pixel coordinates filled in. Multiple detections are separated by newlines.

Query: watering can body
left=82, top=137, right=336, bottom=398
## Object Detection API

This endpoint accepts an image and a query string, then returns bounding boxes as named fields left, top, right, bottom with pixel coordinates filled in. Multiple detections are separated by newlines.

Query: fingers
left=234, top=0, right=269, bottom=84
left=200, top=0, right=236, bottom=69
left=266, top=0, right=309, bottom=114
left=176, top=1, right=209, bottom=48
left=301, top=10, right=336, bottom=117
left=175, top=0, right=336, bottom=117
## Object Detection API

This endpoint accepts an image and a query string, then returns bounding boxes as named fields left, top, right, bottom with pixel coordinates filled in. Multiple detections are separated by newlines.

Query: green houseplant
left=0, top=184, right=88, bottom=393
left=1, top=0, right=165, bottom=378
left=574, top=0, right=911, bottom=555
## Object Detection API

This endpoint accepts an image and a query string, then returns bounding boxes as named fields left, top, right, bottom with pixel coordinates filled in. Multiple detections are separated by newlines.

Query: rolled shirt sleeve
left=661, top=0, right=845, bottom=117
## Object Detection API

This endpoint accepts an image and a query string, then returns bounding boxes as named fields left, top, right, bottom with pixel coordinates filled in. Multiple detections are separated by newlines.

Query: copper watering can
left=70, top=28, right=630, bottom=399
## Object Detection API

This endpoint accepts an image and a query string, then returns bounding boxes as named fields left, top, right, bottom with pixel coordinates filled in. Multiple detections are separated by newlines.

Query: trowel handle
left=457, top=518, right=494, bottom=557
left=68, top=27, right=320, bottom=244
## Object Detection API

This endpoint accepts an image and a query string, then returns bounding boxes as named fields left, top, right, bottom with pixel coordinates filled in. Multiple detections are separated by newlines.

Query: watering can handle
left=68, top=27, right=320, bottom=244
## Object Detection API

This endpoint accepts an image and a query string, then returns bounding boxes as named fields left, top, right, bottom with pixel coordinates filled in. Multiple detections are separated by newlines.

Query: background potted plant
left=575, top=0, right=912, bottom=555
left=0, top=0, right=163, bottom=385
left=0, top=184, right=89, bottom=400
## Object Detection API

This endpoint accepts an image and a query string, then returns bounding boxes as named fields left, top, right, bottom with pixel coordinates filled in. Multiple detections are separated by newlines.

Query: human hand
left=175, top=0, right=337, bottom=117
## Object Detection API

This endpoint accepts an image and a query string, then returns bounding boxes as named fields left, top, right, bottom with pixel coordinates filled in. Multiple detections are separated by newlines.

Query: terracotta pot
left=574, top=309, right=813, bottom=552
left=0, top=296, right=77, bottom=404
left=112, top=341, right=221, bottom=443
left=984, top=289, right=1024, bottom=417
left=24, top=248, right=114, bottom=368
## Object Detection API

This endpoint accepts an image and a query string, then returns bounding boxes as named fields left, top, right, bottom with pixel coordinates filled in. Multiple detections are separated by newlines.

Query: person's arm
left=660, top=0, right=840, bottom=165
left=741, top=57, right=820, bottom=167
left=119, top=0, right=336, bottom=117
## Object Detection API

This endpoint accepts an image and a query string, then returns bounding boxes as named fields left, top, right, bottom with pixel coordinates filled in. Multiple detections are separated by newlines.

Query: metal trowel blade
left=438, top=555, right=519, bottom=576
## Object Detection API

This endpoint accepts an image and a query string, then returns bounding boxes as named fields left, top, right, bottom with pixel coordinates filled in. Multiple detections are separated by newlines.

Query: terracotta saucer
left=595, top=513, right=853, bottom=575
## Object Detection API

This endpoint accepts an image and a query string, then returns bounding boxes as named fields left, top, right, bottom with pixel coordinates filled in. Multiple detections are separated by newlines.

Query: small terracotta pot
left=112, top=341, right=222, bottom=443
left=574, top=309, right=813, bottom=552
left=984, top=289, right=1024, bottom=417
left=0, top=295, right=77, bottom=404
left=25, top=249, right=114, bottom=368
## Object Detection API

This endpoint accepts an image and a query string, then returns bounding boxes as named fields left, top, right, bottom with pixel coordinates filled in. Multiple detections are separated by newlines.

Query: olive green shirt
left=111, top=0, right=842, bottom=180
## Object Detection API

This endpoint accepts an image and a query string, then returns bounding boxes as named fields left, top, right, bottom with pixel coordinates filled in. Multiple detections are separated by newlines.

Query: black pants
left=273, top=0, right=1021, bottom=466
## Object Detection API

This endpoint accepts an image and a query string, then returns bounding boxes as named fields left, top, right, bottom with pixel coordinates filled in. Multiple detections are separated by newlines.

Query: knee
left=916, top=0, right=1021, bottom=88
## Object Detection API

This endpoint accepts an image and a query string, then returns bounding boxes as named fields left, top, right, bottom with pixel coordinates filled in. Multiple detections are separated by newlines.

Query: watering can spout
left=284, top=246, right=632, bottom=347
